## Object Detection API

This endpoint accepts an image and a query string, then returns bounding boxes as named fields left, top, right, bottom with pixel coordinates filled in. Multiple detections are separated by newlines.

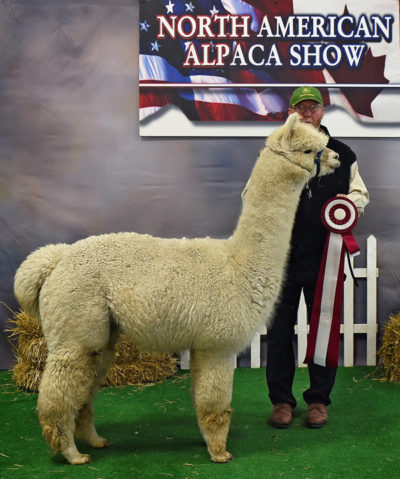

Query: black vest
left=287, top=125, right=356, bottom=280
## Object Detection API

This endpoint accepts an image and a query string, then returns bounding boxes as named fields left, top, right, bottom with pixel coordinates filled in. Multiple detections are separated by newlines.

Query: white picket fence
left=180, top=235, right=378, bottom=369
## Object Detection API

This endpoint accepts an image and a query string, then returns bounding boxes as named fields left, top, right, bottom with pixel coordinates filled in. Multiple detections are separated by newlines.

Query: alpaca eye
left=304, top=149, right=312, bottom=154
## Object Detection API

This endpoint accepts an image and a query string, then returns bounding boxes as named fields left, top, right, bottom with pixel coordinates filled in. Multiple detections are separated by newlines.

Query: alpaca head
left=266, top=113, right=340, bottom=178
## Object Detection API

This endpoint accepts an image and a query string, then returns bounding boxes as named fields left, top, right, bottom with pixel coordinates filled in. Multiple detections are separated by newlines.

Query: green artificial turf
left=1, top=367, right=399, bottom=479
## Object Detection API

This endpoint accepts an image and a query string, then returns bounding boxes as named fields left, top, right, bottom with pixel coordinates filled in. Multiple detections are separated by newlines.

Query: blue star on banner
left=140, top=20, right=150, bottom=32
left=150, top=40, right=160, bottom=52
left=165, top=0, right=175, bottom=13
left=209, top=5, right=219, bottom=16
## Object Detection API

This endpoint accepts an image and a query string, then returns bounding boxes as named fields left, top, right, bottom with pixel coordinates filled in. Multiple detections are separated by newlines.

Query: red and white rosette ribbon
left=304, top=196, right=360, bottom=368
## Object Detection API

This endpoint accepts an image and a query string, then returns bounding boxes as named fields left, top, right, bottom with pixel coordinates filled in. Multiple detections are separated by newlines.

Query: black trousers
left=266, top=273, right=337, bottom=408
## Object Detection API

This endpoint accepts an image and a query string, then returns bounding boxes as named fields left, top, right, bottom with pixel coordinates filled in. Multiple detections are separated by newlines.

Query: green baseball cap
left=289, top=86, right=324, bottom=106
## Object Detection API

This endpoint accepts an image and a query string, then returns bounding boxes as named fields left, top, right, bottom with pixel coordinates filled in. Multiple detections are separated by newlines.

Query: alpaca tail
left=14, top=243, right=68, bottom=319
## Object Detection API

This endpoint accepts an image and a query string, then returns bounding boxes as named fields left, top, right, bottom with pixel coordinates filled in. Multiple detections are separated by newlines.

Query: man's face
left=288, top=100, right=325, bottom=129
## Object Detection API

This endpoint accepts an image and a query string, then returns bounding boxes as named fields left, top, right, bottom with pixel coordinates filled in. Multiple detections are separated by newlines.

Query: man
left=266, top=86, right=369, bottom=429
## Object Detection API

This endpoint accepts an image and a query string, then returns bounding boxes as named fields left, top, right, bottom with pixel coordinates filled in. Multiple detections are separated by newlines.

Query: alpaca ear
left=281, top=113, right=298, bottom=150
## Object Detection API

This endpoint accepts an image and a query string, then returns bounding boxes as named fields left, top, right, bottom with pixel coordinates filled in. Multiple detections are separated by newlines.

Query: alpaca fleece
left=14, top=114, right=340, bottom=465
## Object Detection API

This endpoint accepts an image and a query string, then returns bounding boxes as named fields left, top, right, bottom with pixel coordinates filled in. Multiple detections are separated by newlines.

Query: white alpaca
left=14, top=114, right=339, bottom=465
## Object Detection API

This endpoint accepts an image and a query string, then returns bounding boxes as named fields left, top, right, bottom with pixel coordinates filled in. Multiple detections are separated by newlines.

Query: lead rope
left=345, top=248, right=359, bottom=287
left=314, top=149, right=323, bottom=177
left=306, top=149, right=324, bottom=200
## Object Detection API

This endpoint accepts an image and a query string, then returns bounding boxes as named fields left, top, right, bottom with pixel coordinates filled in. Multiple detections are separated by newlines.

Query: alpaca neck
left=229, top=150, right=309, bottom=308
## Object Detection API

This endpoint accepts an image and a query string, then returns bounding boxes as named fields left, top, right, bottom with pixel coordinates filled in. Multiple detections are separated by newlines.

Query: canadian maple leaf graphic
left=327, top=5, right=389, bottom=117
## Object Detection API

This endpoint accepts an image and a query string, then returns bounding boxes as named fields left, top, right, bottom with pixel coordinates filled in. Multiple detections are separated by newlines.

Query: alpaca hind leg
left=75, top=402, right=109, bottom=448
left=74, top=400, right=109, bottom=449
left=75, top=344, right=116, bottom=448
left=38, top=349, right=98, bottom=464
left=190, top=350, right=235, bottom=463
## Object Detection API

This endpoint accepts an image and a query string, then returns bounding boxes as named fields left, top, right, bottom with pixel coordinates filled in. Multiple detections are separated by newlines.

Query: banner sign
left=139, top=0, right=400, bottom=136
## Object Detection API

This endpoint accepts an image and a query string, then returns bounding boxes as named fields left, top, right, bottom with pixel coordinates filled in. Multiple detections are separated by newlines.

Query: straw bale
left=6, top=310, right=178, bottom=392
left=12, top=362, right=43, bottom=393
left=377, top=311, right=400, bottom=382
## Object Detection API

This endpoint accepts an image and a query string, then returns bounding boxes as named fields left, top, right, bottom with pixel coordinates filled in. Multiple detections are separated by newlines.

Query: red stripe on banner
left=304, top=234, right=330, bottom=364
left=229, top=69, right=274, bottom=91
left=139, top=91, right=172, bottom=108
left=194, top=100, right=285, bottom=121
left=326, top=244, right=346, bottom=368
left=139, top=80, right=175, bottom=108
left=245, top=0, right=293, bottom=17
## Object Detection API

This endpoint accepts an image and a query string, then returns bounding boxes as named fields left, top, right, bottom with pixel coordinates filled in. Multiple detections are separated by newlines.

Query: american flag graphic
left=139, top=0, right=399, bottom=123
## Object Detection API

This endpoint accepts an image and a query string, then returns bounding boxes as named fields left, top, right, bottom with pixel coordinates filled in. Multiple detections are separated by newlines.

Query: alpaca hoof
left=92, top=437, right=110, bottom=449
left=211, top=452, right=233, bottom=463
left=68, top=453, right=91, bottom=465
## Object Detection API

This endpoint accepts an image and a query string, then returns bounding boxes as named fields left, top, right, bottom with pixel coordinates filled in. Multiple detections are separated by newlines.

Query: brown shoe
left=306, top=403, right=328, bottom=428
left=270, top=403, right=293, bottom=429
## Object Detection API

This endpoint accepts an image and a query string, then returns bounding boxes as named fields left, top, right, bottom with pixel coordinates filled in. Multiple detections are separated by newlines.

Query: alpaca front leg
left=198, top=406, right=233, bottom=463
left=190, top=350, right=235, bottom=463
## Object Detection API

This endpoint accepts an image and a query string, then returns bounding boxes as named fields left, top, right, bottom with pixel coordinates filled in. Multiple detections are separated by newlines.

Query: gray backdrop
left=1, top=1, right=399, bottom=368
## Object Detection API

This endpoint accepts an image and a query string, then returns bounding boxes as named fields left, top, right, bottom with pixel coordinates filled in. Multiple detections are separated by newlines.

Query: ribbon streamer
left=304, top=196, right=360, bottom=368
